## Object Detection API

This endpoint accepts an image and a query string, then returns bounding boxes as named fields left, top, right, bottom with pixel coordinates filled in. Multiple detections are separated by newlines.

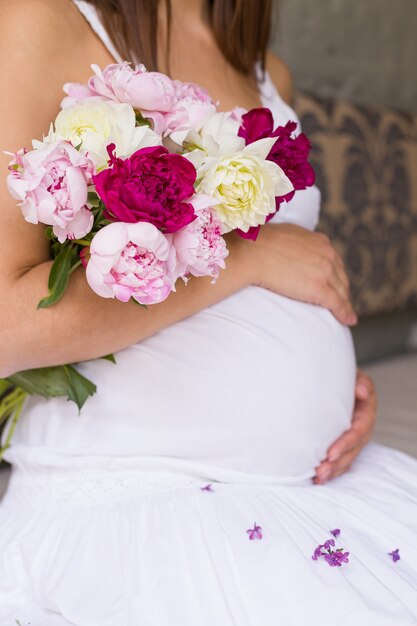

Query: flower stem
left=0, top=387, right=26, bottom=424
left=69, top=260, right=82, bottom=275
left=0, top=389, right=28, bottom=459
left=73, top=239, right=91, bottom=247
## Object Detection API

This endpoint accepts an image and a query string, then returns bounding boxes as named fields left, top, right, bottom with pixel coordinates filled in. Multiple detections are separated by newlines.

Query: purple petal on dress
left=312, top=545, right=324, bottom=561
left=312, top=537, right=349, bottom=567
left=330, top=528, right=341, bottom=538
left=200, top=483, right=214, bottom=492
left=389, top=549, right=401, bottom=563
left=246, top=522, right=263, bottom=540
left=324, top=551, right=350, bottom=567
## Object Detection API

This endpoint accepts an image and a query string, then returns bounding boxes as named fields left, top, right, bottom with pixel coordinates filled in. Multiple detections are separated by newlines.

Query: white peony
left=179, top=111, right=244, bottom=164
left=197, top=137, right=294, bottom=234
left=52, top=101, right=160, bottom=168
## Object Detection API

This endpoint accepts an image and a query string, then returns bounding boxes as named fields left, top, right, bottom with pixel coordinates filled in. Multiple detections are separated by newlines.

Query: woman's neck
left=159, top=0, right=209, bottom=39
left=169, top=0, right=206, bottom=21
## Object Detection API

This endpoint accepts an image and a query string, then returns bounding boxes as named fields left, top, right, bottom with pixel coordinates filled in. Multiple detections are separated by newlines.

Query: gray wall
left=272, top=0, right=417, bottom=113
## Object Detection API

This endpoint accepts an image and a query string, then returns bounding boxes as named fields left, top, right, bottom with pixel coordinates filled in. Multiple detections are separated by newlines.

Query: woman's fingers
left=255, top=225, right=357, bottom=325
left=327, top=447, right=361, bottom=481
left=315, top=280, right=357, bottom=326
left=315, top=430, right=363, bottom=483
left=314, top=371, right=378, bottom=484
left=311, top=234, right=356, bottom=325
left=326, top=401, right=376, bottom=463
left=327, top=427, right=365, bottom=461
left=315, top=445, right=361, bottom=484
left=355, top=370, right=376, bottom=402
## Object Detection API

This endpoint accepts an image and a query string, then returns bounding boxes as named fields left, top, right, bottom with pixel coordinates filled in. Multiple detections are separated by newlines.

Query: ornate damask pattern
left=295, top=92, right=417, bottom=317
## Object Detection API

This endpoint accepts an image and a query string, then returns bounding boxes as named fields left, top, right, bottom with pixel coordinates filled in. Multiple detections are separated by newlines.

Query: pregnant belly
left=10, top=287, right=356, bottom=481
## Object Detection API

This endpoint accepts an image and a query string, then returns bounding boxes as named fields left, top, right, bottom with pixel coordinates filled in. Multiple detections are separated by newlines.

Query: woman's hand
left=314, top=370, right=377, bottom=484
left=251, top=223, right=357, bottom=326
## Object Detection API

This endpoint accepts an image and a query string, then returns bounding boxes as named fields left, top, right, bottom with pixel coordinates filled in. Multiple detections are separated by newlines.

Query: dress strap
left=71, top=0, right=123, bottom=63
left=256, top=62, right=301, bottom=128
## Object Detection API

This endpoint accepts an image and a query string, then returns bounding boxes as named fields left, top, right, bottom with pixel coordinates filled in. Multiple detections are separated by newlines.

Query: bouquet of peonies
left=0, top=63, right=315, bottom=455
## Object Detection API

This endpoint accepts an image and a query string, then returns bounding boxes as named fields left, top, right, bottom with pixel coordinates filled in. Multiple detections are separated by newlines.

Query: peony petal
left=126, top=222, right=171, bottom=261
left=112, top=283, right=134, bottom=303
left=86, top=260, right=115, bottom=298
left=66, top=167, right=89, bottom=212
left=90, top=221, right=128, bottom=254
left=243, top=137, right=277, bottom=160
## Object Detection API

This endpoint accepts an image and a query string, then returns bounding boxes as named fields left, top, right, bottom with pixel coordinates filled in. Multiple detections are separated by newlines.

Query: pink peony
left=7, top=141, right=94, bottom=243
left=86, top=221, right=176, bottom=305
left=61, top=82, right=97, bottom=108
left=237, top=108, right=316, bottom=240
left=62, top=64, right=215, bottom=137
left=93, top=144, right=198, bottom=233
left=165, top=80, right=216, bottom=140
left=63, top=64, right=176, bottom=134
left=64, top=64, right=175, bottom=109
left=173, top=200, right=228, bottom=281
left=89, top=63, right=175, bottom=112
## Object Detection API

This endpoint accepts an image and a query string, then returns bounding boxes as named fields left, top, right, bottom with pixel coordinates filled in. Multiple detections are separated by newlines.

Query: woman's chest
left=163, top=40, right=264, bottom=111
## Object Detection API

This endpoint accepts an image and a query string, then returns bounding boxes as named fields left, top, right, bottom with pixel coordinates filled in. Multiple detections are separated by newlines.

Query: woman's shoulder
left=0, top=0, right=110, bottom=85
left=266, top=52, right=293, bottom=106
left=1, top=0, right=78, bottom=43
left=0, top=0, right=110, bottom=160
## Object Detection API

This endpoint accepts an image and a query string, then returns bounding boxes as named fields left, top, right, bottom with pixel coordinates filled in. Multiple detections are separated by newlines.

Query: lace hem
left=2, top=466, right=209, bottom=509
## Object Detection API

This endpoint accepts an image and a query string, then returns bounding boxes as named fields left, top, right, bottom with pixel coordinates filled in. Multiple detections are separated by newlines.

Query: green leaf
left=6, top=365, right=97, bottom=412
left=7, top=367, right=72, bottom=397
left=87, top=191, right=100, bottom=208
left=0, top=379, right=12, bottom=398
left=0, top=388, right=28, bottom=456
left=134, top=111, right=152, bottom=127
left=64, top=365, right=97, bottom=411
left=44, top=226, right=55, bottom=241
left=37, top=245, right=74, bottom=308
left=100, top=354, right=116, bottom=364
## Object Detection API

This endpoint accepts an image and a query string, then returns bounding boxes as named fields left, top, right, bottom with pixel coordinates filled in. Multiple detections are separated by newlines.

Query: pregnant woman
left=0, top=0, right=416, bottom=624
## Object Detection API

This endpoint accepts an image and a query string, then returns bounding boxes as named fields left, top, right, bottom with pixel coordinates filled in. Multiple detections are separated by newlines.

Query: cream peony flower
left=180, top=111, right=244, bottom=162
left=52, top=101, right=160, bottom=167
left=197, top=137, right=294, bottom=234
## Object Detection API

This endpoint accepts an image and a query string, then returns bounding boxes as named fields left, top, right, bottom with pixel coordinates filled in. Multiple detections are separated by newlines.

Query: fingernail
left=348, top=314, right=358, bottom=325
left=318, top=467, right=331, bottom=481
left=357, top=384, right=368, bottom=397
left=328, top=450, right=340, bottom=462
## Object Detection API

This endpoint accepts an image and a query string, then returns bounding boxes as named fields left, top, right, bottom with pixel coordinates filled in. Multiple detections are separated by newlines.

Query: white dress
left=1, top=2, right=416, bottom=624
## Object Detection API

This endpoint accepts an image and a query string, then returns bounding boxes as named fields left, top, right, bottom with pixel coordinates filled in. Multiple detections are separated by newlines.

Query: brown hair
left=84, top=0, right=272, bottom=80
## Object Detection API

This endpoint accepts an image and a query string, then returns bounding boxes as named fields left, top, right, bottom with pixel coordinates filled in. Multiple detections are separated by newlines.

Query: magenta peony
left=93, top=144, right=198, bottom=233
left=237, top=108, right=316, bottom=240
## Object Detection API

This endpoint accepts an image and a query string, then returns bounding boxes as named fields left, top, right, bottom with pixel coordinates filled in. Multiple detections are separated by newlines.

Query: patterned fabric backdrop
left=295, top=92, right=417, bottom=317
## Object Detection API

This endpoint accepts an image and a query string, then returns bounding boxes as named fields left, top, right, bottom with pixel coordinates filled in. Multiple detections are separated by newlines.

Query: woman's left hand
left=314, top=370, right=377, bottom=484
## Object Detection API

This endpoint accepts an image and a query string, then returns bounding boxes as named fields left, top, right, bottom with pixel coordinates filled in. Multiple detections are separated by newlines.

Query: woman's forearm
left=1, top=235, right=253, bottom=377
left=1, top=222, right=358, bottom=377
